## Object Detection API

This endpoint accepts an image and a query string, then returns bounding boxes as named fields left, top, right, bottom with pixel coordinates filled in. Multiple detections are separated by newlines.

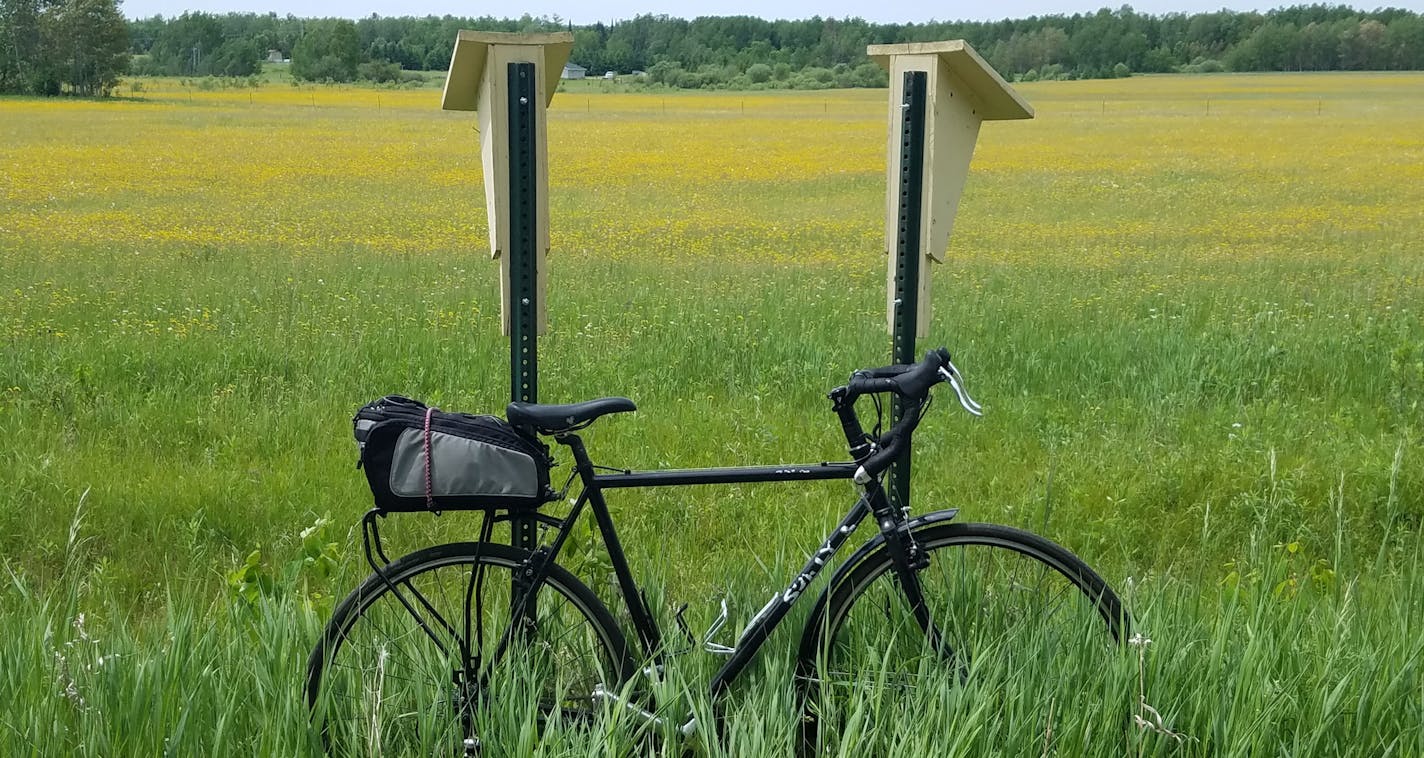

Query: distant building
left=562, top=63, right=587, bottom=80
left=266, top=49, right=284, bottom=63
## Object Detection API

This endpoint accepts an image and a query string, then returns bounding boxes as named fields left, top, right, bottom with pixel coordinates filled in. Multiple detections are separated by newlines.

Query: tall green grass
left=3, top=494, right=1420, bottom=755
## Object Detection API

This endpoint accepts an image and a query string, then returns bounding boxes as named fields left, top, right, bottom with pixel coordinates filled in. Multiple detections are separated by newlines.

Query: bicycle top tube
left=531, top=347, right=958, bottom=492
left=588, top=462, right=858, bottom=489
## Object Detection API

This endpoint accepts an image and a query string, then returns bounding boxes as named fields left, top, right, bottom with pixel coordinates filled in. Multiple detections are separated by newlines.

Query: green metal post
left=507, top=62, right=539, bottom=609
left=890, top=70, right=928, bottom=514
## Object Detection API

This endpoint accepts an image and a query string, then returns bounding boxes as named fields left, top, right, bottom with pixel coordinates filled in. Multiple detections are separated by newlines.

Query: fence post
left=889, top=70, right=928, bottom=512
left=442, top=30, right=574, bottom=629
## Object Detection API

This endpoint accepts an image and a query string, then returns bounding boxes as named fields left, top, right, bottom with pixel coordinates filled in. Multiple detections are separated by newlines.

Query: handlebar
left=834, top=347, right=980, bottom=484
left=855, top=415, right=915, bottom=484
left=853, top=363, right=915, bottom=379
left=845, top=347, right=951, bottom=403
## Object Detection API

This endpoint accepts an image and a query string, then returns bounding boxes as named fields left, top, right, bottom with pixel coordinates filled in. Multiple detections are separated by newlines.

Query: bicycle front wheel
left=796, top=521, right=1130, bottom=755
left=306, top=541, right=635, bottom=756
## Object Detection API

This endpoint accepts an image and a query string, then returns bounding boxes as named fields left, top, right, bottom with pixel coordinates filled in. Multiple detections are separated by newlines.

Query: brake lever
left=948, top=360, right=982, bottom=413
left=939, top=364, right=983, bottom=416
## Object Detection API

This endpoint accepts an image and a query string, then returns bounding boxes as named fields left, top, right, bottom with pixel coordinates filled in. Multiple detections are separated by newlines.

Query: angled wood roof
left=867, top=40, right=1033, bottom=120
left=442, top=30, right=574, bottom=111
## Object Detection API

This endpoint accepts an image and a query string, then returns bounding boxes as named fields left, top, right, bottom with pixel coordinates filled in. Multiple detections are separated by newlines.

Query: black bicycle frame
left=540, top=389, right=934, bottom=700
left=356, top=387, right=936, bottom=705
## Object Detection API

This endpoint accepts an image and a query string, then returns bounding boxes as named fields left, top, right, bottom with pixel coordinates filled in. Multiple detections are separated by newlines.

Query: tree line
left=0, top=0, right=128, bottom=95
left=4, top=4, right=1424, bottom=96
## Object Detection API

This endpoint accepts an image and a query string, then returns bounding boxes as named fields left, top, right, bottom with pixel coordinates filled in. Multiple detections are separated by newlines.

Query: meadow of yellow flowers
left=4, top=74, right=1420, bottom=267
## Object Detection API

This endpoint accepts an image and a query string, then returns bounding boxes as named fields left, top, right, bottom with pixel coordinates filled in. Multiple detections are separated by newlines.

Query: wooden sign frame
left=868, top=40, right=1033, bottom=338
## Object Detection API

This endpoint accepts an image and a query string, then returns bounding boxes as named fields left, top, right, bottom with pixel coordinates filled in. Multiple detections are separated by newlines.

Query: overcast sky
left=120, top=0, right=1424, bottom=23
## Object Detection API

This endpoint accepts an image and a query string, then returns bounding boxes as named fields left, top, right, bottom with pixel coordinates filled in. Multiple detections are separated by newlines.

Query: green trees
left=60, top=5, right=1424, bottom=93
left=1, top=0, right=127, bottom=96
left=0, top=0, right=45, bottom=93
left=986, top=28, right=1070, bottom=76
left=137, top=11, right=260, bottom=77
left=51, top=0, right=129, bottom=95
left=291, top=19, right=360, bottom=82
left=1213, top=15, right=1424, bottom=72
left=556, top=7, right=1424, bottom=82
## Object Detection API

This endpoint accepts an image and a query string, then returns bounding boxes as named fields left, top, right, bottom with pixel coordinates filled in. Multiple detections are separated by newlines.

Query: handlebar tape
left=858, top=429, right=904, bottom=479
left=846, top=348, right=950, bottom=402
left=843, top=348, right=954, bottom=479
left=856, top=363, right=915, bottom=379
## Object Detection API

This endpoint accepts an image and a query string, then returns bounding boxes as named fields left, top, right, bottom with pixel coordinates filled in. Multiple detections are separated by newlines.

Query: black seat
left=506, top=397, right=636, bottom=433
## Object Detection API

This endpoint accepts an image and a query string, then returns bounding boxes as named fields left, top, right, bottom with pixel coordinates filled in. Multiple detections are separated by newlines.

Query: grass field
left=1, top=72, right=1422, bottom=755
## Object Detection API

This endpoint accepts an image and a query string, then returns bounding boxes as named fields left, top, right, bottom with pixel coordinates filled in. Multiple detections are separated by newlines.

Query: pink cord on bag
left=423, top=406, right=437, bottom=510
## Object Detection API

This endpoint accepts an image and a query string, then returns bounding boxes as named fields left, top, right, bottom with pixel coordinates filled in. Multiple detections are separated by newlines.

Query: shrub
left=647, top=59, right=682, bottom=85
left=674, top=69, right=705, bottom=88
left=299, top=55, right=354, bottom=83
left=356, top=60, right=401, bottom=83
left=1182, top=57, right=1224, bottom=73
left=852, top=62, right=887, bottom=87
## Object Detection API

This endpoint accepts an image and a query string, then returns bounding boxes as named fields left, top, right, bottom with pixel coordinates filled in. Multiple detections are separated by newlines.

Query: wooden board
left=872, top=40, right=1033, bottom=337
left=443, top=32, right=567, bottom=335
left=442, top=30, right=572, bottom=112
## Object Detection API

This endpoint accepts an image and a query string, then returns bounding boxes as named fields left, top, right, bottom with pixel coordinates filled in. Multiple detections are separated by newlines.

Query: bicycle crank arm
left=591, top=685, right=702, bottom=738
left=592, top=684, right=666, bottom=728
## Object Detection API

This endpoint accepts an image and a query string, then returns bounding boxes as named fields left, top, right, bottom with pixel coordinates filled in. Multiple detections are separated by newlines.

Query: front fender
left=794, top=508, right=960, bottom=667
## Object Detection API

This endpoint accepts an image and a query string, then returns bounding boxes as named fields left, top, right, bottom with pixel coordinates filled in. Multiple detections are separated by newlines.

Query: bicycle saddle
left=506, top=397, right=636, bottom=433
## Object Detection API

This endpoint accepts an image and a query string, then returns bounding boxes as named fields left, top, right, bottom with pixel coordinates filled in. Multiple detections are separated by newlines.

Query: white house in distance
left=562, top=63, right=587, bottom=79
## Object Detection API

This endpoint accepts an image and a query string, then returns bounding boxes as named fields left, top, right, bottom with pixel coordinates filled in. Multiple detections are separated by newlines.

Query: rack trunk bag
left=353, top=395, right=554, bottom=511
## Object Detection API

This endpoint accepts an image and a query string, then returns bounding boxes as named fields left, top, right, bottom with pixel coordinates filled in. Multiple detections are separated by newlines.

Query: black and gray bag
left=353, top=395, right=554, bottom=512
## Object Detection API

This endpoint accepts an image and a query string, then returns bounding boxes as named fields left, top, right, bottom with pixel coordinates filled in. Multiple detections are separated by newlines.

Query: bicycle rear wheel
left=796, top=521, right=1130, bottom=755
left=306, top=541, right=635, bottom=756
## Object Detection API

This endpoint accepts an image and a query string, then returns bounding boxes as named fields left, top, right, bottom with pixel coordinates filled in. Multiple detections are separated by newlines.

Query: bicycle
left=305, top=348, right=1131, bottom=755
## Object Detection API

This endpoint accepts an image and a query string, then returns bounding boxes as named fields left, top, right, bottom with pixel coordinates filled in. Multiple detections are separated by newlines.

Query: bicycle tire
left=796, top=521, right=1130, bottom=755
left=306, top=541, right=635, bottom=756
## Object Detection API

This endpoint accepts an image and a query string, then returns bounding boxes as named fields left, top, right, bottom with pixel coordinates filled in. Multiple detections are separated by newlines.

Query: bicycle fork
left=861, top=478, right=962, bottom=673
